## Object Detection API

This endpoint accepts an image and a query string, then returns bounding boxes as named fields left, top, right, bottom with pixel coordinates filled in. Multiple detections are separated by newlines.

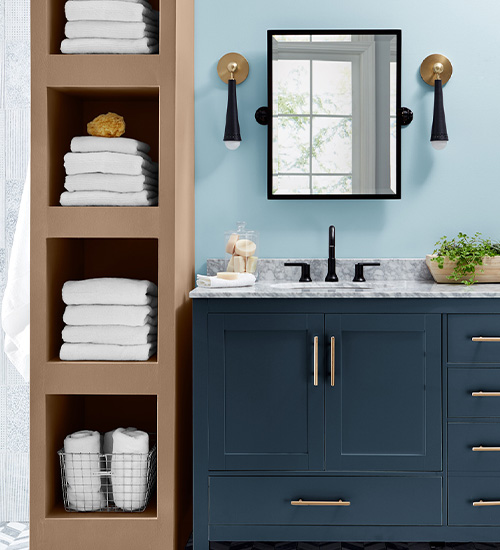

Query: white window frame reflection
left=272, top=36, right=377, bottom=195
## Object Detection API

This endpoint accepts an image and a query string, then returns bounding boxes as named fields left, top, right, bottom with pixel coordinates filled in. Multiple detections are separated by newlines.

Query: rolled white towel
left=65, top=173, right=157, bottom=193
left=63, top=304, right=157, bottom=327
left=66, top=489, right=105, bottom=512
left=196, top=273, right=256, bottom=288
left=60, top=189, right=158, bottom=207
left=65, top=21, right=158, bottom=40
left=65, top=1, right=158, bottom=23
left=62, top=324, right=157, bottom=345
left=71, top=136, right=151, bottom=156
left=63, top=430, right=103, bottom=511
left=111, top=428, right=149, bottom=511
left=61, top=37, right=159, bottom=55
left=64, top=151, right=158, bottom=176
left=62, top=278, right=157, bottom=306
left=60, top=342, right=157, bottom=361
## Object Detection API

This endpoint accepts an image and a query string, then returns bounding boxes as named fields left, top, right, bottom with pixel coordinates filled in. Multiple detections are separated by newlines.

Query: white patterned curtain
left=0, top=0, right=30, bottom=522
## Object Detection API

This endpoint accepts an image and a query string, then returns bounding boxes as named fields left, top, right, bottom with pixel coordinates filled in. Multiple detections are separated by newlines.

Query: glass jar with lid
left=224, top=221, right=259, bottom=279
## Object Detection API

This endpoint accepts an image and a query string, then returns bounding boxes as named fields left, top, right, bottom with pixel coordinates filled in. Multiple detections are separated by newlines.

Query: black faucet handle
left=353, top=262, right=381, bottom=283
left=284, top=262, right=312, bottom=283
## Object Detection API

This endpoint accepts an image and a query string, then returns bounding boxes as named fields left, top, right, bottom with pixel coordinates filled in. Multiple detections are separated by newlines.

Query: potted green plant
left=426, top=232, right=500, bottom=285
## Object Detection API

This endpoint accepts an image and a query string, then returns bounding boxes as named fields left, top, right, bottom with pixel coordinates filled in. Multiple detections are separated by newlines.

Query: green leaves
left=431, top=232, right=499, bottom=285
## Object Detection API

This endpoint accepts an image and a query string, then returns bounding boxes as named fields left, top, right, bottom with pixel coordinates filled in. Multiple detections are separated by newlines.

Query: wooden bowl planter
left=426, top=254, right=500, bottom=284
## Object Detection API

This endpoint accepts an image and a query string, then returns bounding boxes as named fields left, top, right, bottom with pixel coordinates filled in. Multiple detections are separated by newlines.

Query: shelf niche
left=48, top=0, right=161, bottom=55
left=47, top=87, right=160, bottom=206
left=45, top=394, right=158, bottom=518
left=46, top=237, right=159, bottom=362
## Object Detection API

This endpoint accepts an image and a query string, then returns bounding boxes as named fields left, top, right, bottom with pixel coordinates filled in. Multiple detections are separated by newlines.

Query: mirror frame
left=267, top=29, right=402, bottom=200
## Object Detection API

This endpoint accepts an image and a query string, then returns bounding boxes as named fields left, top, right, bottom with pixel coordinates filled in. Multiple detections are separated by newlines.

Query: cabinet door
left=325, top=314, right=442, bottom=471
left=208, top=314, right=324, bottom=471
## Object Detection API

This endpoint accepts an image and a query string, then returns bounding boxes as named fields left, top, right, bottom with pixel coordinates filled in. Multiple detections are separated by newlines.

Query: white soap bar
left=227, top=255, right=235, bottom=272
left=234, top=239, right=257, bottom=257
left=225, top=233, right=239, bottom=254
left=246, top=256, right=258, bottom=274
left=217, top=272, right=239, bottom=280
left=233, top=256, right=246, bottom=272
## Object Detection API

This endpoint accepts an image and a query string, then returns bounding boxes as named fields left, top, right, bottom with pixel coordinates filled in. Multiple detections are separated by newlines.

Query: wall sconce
left=217, top=52, right=249, bottom=150
left=420, top=54, right=453, bottom=150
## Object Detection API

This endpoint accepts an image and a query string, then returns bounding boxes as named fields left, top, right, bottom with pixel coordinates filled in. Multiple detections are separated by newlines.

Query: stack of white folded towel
left=61, top=0, right=159, bottom=54
left=60, top=278, right=158, bottom=360
left=63, top=427, right=150, bottom=511
left=60, top=136, right=158, bottom=206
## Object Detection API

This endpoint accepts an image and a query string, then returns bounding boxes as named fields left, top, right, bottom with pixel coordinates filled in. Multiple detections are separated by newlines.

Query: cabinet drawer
left=449, top=476, right=500, bottom=525
left=448, top=315, right=500, bottom=364
left=449, top=368, right=500, bottom=417
left=449, top=423, right=500, bottom=472
left=209, top=476, right=442, bottom=526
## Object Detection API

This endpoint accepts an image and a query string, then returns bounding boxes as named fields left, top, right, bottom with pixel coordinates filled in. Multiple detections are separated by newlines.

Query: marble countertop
left=190, top=280, right=500, bottom=299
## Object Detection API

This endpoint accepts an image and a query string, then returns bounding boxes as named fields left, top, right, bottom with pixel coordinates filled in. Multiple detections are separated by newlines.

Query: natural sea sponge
left=87, top=112, right=125, bottom=138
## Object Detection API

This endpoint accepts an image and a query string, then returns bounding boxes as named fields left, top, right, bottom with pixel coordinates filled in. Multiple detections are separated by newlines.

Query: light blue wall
left=195, top=0, right=500, bottom=274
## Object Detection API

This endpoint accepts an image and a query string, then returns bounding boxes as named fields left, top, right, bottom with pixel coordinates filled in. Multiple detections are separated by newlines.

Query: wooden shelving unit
left=31, top=0, right=194, bottom=548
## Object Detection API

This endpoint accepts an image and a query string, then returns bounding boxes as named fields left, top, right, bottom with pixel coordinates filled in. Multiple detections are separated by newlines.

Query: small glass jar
left=224, top=221, right=259, bottom=279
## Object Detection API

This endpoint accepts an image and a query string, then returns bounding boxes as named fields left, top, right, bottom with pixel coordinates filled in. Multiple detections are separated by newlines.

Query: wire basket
left=58, top=445, right=157, bottom=512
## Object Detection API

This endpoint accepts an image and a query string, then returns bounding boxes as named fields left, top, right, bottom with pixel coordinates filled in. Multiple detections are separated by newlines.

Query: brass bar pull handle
left=473, top=446, right=500, bottom=452
left=291, top=499, right=350, bottom=506
left=472, top=337, right=500, bottom=342
left=473, top=500, right=500, bottom=507
left=472, top=391, right=500, bottom=397
left=331, top=336, right=335, bottom=387
left=313, top=336, right=319, bottom=387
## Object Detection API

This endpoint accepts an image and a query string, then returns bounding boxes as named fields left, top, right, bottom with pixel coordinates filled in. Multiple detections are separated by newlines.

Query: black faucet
left=325, top=225, right=339, bottom=282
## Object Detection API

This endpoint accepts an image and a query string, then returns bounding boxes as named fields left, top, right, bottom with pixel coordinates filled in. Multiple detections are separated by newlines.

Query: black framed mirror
left=267, top=30, right=402, bottom=200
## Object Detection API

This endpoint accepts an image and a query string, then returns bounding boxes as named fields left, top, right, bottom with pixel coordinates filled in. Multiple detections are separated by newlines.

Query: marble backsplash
left=207, top=258, right=433, bottom=282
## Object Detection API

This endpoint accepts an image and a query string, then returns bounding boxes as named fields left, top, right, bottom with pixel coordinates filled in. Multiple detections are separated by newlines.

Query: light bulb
left=224, top=141, right=241, bottom=150
left=431, top=140, right=447, bottom=150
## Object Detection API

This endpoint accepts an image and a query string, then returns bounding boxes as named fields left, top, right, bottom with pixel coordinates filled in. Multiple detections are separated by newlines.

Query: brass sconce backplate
left=217, top=52, right=249, bottom=85
left=420, top=54, right=453, bottom=86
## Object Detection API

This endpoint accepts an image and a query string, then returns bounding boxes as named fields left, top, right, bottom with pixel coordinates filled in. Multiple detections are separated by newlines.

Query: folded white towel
left=196, top=273, right=256, bottom=288
left=60, top=342, right=156, bottom=361
left=64, top=430, right=103, bottom=511
left=71, top=136, right=151, bottom=155
left=61, top=37, right=159, bottom=55
left=63, top=278, right=157, bottom=306
left=60, top=189, right=158, bottom=206
left=65, top=21, right=158, bottom=40
left=70, top=0, right=158, bottom=9
left=64, top=151, right=158, bottom=176
left=111, top=428, right=149, bottom=511
left=70, top=0, right=156, bottom=8
left=63, top=304, right=157, bottom=326
left=65, top=1, right=158, bottom=23
left=63, top=324, right=157, bottom=345
left=65, top=173, right=157, bottom=193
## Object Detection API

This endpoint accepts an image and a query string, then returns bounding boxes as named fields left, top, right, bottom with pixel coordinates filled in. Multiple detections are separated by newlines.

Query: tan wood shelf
left=44, top=359, right=160, bottom=395
left=46, top=56, right=161, bottom=87
left=46, top=498, right=158, bottom=519
left=31, top=0, right=194, bottom=548
left=47, top=207, right=160, bottom=238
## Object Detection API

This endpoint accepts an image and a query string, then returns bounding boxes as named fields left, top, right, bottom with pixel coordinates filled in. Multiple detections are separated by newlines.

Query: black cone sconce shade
left=420, top=54, right=453, bottom=150
left=224, top=79, right=241, bottom=149
left=217, top=52, right=249, bottom=151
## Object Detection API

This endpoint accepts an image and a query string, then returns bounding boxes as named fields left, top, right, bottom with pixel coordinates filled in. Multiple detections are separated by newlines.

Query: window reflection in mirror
left=269, top=31, right=401, bottom=199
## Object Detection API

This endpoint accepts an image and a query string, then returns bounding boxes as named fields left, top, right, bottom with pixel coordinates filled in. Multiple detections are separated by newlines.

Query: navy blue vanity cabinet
left=193, top=298, right=500, bottom=545
left=207, top=313, right=325, bottom=471
left=325, top=314, right=442, bottom=471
